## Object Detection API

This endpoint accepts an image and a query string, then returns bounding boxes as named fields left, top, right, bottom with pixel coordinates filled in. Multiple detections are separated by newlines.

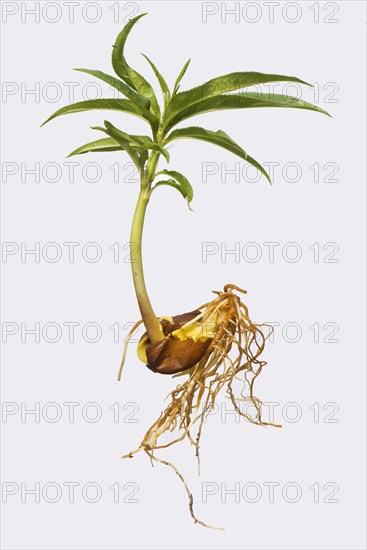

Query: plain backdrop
left=1, top=1, right=366, bottom=549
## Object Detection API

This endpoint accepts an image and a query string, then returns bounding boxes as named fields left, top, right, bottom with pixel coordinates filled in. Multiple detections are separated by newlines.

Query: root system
left=118, top=284, right=281, bottom=529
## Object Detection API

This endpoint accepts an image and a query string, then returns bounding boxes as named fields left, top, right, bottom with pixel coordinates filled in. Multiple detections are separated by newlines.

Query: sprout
left=42, top=13, right=330, bottom=529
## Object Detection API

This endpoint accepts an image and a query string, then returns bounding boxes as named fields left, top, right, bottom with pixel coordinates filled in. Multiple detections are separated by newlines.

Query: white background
left=1, top=1, right=366, bottom=549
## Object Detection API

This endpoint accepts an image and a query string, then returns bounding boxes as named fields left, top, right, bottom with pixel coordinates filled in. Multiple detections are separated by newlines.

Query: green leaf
left=155, top=169, right=193, bottom=208
left=74, top=68, right=151, bottom=109
left=141, top=54, right=170, bottom=105
left=67, top=137, right=122, bottom=157
left=135, top=142, right=170, bottom=163
left=111, top=14, right=145, bottom=87
left=153, top=179, right=193, bottom=210
left=92, top=121, right=169, bottom=166
left=93, top=121, right=170, bottom=162
left=165, top=91, right=330, bottom=131
left=111, top=13, right=161, bottom=117
left=92, top=124, right=151, bottom=147
left=165, top=126, right=271, bottom=183
left=173, top=59, right=191, bottom=95
left=41, top=98, right=151, bottom=127
left=167, top=71, right=312, bottom=117
left=102, top=121, right=141, bottom=170
left=139, top=149, right=149, bottom=167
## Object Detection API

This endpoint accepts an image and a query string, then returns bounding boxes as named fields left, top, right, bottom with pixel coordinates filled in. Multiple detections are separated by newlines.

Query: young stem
left=130, top=152, right=165, bottom=344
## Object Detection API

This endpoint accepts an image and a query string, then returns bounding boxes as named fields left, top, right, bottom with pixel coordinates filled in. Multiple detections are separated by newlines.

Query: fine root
left=119, top=284, right=281, bottom=529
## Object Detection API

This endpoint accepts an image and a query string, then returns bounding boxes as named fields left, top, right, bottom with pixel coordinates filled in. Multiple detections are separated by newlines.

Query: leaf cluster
left=42, top=13, right=330, bottom=207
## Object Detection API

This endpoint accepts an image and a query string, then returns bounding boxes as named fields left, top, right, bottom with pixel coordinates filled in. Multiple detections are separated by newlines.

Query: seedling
left=42, top=14, right=330, bottom=529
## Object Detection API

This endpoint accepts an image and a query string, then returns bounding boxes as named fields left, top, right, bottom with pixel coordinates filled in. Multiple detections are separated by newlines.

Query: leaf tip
left=40, top=117, right=50, bottom=127
left=318, top=106, right=332, bottom=118
left=264, top=171, right=272, bottom=185
left=132, top=12, right=148, bottom=23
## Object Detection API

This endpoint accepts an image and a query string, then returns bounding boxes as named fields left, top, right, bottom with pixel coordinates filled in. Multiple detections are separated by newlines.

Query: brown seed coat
left=142, top=310, right=213, bottom=375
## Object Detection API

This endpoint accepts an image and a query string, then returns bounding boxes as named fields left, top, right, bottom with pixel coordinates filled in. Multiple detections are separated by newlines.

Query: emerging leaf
left=173, top=59, right=191, bottom=95
left=141, top=54, right=170, bottom=106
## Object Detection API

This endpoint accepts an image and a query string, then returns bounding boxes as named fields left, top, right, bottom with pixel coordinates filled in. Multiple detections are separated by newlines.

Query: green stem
left=130, top=153, right=165, bottom=344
